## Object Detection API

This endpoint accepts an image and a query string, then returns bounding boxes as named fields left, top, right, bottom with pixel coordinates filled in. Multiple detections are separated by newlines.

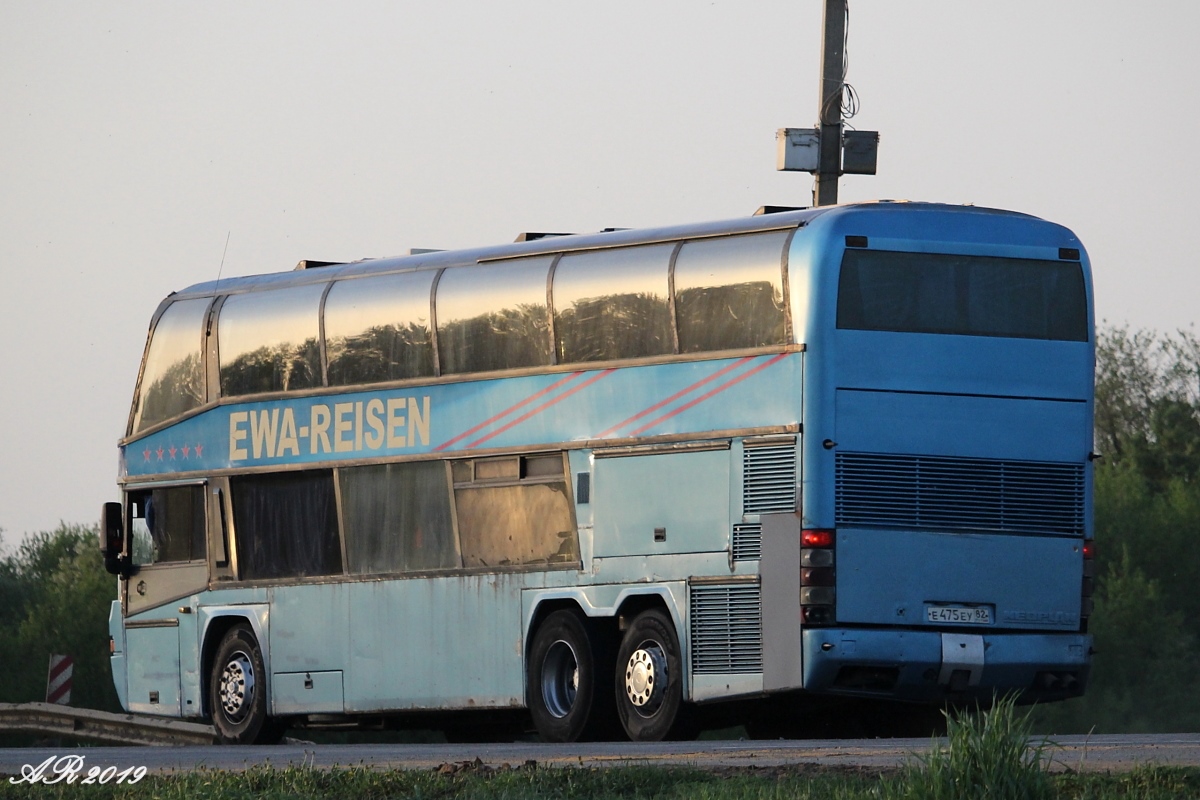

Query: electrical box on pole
left=842, top=130, right=879, bottom=175
left=775, top=0, right=879, bottom=205
left=776, top=129, right=821, bottom=172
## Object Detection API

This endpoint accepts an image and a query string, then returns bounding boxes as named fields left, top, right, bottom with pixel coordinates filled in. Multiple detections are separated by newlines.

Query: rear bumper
left=801, top=628, right=1091, bottom=703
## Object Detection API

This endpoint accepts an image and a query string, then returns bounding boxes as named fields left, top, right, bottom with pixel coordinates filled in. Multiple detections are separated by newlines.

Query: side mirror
left=100, top=502, right=128, bottom=576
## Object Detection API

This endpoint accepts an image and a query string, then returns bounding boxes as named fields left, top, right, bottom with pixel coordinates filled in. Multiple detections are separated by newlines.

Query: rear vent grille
left=836, top=452, right=1085, bottom=536
left=690, top=583, right=763, bottom=674
left=743, top=441, right=796, bottom=514
left=732, top=524, right=762, bottom=561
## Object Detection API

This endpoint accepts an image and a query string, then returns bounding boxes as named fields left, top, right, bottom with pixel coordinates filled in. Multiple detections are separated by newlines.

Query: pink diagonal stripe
left=628, top=353, right=790, bottom=437
left=466, top=369, right=617, bottom=449
left=594, top=357, right=755, bottom=439
left=434, top=371, right=584, bottom=452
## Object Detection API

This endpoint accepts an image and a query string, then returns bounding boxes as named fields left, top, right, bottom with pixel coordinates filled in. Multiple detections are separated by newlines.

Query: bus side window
left=230, top=470, right=342, bottom=580
left=553, top=245, right=675, bottom=363
left=341, top=461, right=460, bottom=574
left=453, top=454, right=579, bottom=569
left=218, top=284, right=326, bottom=397
left=674, top=230, right=790, bottom=353
left=128, top=485, right=206, bottom=566
left=325, top=271, right=437, bottom=386
left=436, top=257, right=554, bottom=375
left=131, top=298, right=211, bottom=434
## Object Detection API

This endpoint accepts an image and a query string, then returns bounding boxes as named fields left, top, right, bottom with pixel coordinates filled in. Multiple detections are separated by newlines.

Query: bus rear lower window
left=341, top=461, right=459, bottom=574
left=231, top=470, right=342, bottom=580
left=836, top=250, right=1087, bottom=341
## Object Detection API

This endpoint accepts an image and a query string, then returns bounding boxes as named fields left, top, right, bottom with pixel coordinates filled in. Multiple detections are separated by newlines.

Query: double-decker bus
left=101, top=201, right=1094, bottom=743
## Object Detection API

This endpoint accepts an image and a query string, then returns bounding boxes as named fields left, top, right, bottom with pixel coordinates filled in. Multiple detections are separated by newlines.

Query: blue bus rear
left=790, top=203, right=1092, bottom=704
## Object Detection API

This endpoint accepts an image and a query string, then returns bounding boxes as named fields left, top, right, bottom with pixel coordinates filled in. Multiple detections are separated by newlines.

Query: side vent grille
left=743, top=440, right=796, bottom=514
left=732, top=524, right=762, bottom=561
left=836, top=452, right=1085, bottom=536
left=690, top=583, right=763, bottom=674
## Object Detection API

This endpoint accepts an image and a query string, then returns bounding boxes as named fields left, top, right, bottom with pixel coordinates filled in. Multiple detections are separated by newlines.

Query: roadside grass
left=882, top=694, right=1054, bottom=800
left=4, top=701, right=1199, bottom=799
left=2, top=761, right=1198, bottom=800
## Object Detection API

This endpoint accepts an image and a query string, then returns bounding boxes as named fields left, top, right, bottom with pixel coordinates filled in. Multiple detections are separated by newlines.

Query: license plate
left=926, top=604, right=992, bottom=625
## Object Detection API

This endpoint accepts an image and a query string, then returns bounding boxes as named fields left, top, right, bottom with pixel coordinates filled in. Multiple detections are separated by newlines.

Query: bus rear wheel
left=209, top=623, right=280, bottom=744
left=527, top=610, right=609, bottom=742
left=615, top=609, right=685, bottom=741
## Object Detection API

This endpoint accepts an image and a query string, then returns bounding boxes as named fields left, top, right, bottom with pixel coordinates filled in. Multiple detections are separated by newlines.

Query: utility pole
left=775, top=0, right=877, bottom=206
left=814, top=0, right=847, bottom=207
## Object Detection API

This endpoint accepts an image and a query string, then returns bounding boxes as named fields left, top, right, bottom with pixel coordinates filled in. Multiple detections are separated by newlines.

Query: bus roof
left=170, top=202, right=1042, bottom=301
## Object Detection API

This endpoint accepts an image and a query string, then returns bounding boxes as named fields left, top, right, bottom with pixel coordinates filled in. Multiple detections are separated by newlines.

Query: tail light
left=801, top=528, right=836, bottom=625
left=1080, top=539, right=1095, bottom=632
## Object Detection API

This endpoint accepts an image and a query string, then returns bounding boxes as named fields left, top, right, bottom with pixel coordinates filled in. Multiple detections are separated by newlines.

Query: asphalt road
left=4, top=734, right=1200, bottom=777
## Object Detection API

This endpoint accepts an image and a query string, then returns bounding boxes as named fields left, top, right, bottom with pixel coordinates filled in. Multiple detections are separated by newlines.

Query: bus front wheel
left=209, top=623, right=280, bottom=744
left=527, top=610, right=606, bottom=743
left=615, top=609, right=685, bottom=741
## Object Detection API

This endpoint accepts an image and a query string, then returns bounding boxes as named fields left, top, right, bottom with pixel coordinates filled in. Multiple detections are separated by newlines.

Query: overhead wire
left=819, top=1, right=861, bottom=129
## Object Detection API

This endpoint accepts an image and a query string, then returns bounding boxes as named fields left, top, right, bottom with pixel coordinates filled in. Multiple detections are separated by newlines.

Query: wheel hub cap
left=220, top=651, right=255, bottom=721
left=625, top=643, right=667, bottom=715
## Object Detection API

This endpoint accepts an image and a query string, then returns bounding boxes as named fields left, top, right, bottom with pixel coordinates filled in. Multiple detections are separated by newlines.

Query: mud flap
left=939, top=633, right=984, bottom=691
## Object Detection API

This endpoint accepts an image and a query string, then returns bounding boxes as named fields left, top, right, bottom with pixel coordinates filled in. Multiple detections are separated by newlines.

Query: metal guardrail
left=0, top=702, right=216, bottom=746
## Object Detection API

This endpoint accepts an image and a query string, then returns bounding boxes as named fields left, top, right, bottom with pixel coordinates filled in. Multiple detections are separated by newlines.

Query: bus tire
left=209, top=623, right=278, bottom=744
left=527, top=609, right=604, bottom=743
left=615, top=609, right=684, bottom=741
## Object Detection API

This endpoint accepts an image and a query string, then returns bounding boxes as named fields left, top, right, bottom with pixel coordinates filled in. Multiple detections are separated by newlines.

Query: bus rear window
left=836, top=250, right=1087, bottom=341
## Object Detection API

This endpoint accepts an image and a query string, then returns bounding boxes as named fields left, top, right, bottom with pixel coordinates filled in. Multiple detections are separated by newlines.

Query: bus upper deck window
left=674, top=231, right=790, bottom=353
left=553, top=245, right=674, bottom=363
left=218, top=283, right=326, bottom=397
left=325, top=271, right=437, bottom=386
left=436, top=257, right=554, bottom=375
left=131, top=298, right=211, bottom=433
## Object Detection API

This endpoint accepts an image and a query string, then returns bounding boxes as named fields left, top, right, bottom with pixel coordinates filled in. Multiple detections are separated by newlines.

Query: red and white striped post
left=46, top=654, right=73, bottom=705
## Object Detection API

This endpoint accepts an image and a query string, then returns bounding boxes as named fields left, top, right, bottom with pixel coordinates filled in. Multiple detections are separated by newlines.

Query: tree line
left=1034, top=326, right=1200, bottom=733
left=3, top=326, right=1200, bottom=734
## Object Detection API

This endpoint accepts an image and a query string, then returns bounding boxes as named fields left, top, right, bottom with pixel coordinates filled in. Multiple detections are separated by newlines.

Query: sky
left=1, top=1, right=1198, bottom=544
